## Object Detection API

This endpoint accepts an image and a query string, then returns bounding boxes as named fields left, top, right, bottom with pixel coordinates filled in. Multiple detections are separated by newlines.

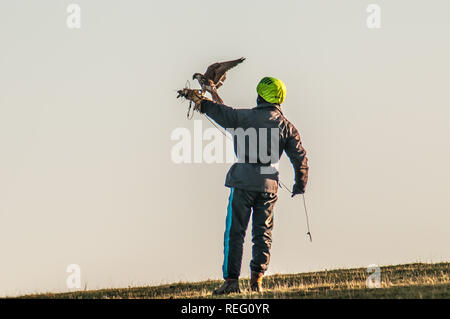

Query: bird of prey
left=192, top=57, right=245, bottom=104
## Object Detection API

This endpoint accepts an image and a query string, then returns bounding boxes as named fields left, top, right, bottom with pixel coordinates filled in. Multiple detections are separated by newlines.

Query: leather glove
left=291, top=183, right=305, bottom=197
left=177, top=88, right=211, bottom=112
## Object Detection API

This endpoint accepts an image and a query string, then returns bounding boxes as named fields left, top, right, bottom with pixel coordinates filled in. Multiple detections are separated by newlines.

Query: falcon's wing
left=203, top=63, right=221, bottom=81
left=212, top=57, right=245, bottom=84
left=205, top=57, right=246, bottom=85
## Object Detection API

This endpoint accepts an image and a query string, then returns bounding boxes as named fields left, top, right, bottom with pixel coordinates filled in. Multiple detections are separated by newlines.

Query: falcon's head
left=192, top=73, right=203, bottom=81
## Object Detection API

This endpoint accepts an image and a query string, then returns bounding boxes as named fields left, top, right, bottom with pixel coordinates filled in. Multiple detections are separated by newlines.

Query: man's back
left=200, top=100, right=309, bottom=193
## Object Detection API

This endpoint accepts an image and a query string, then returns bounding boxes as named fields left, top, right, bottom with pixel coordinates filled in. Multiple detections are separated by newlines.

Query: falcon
left=192, top=57, right=245, bottom=104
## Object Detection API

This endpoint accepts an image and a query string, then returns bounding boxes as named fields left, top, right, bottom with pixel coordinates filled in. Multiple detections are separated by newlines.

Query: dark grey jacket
left=200, top=100, right=309, bottom=193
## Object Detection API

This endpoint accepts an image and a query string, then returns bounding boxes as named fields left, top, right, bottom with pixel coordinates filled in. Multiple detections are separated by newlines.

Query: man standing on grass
left=182, top=77, right=309, bottom=295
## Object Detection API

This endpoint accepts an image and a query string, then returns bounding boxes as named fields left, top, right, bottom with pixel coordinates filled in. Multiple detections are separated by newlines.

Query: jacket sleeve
left=284, top=125, right=309, bottom=191
left=200, top=100, right=240, bottom=129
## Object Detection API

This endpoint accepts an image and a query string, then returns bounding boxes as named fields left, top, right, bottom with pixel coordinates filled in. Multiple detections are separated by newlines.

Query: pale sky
left=0, top=0, right=449, bottom=297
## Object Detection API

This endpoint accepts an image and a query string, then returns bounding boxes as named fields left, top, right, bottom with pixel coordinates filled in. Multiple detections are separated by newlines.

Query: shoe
left=250, top=271, right=263, bottom=293
left=212, top=278, right=240, bottom=295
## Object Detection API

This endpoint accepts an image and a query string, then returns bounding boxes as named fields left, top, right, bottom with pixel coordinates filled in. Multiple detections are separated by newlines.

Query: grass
left=17, top=262, right=450, bottom=299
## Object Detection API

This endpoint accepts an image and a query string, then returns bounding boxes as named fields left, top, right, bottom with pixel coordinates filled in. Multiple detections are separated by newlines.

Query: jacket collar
left=254, top=102, right=283, bottom=115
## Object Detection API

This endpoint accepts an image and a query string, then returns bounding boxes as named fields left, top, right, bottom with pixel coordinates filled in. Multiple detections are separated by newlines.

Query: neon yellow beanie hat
left=256, top=77, right=287, bottom=104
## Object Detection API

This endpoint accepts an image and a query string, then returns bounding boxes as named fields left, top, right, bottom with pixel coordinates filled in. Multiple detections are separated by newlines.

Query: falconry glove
left=176, top=88, right=211, bottom=112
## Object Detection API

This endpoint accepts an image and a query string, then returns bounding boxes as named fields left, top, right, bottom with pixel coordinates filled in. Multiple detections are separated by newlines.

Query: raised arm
left=200, top=100, right=240, bottom=129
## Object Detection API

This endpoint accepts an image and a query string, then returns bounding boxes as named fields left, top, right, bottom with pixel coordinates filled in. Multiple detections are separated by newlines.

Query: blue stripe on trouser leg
left=222, top=187, right=234, bottom=279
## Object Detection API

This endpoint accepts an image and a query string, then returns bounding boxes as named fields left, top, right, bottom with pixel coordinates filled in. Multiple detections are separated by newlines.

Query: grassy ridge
left=20, top=262, right=449, bottom=299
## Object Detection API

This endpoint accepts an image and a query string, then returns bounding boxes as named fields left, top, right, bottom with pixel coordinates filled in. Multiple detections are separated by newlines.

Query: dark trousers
left=222, top=187, right=278, bottom=279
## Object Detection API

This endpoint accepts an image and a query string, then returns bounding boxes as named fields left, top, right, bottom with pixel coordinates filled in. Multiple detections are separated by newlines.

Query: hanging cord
left=302, top=195, right=313, bottom=242
left=202, top=112, right=225, bottom=134
left=278, top=181, right=312, bottom=242
left=200, top=111, right=313, bottom=243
